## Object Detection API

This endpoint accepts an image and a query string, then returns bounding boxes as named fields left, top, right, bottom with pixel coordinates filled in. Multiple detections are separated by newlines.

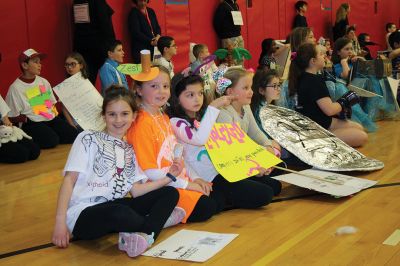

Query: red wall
left=1, top=0, right=399, bottom=97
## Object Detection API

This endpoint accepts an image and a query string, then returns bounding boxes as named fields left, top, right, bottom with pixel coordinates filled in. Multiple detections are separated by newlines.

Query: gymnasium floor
left=1, top=121, right=399, bottom=265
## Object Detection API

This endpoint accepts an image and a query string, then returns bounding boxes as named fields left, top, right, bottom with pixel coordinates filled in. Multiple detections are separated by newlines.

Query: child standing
left=168, top=73, right=275, bottom=209
left=99, top=40, right=128, bottom=94
left=292, top=1, right=308, bottom=29
left=190, top=44, right=218, bottom=104
left=6, top=48, right=78, bottom=149
left=52, top=86, right=180, bottom=257
left=386, top=23, right=397, bottom=51
left=289, top=43, right=368, bottom=147
left=215, top=67, right=282, bottom=195
left=127, top=66, right=219, bottom=223
left=153, top=36, right=177, bottom=78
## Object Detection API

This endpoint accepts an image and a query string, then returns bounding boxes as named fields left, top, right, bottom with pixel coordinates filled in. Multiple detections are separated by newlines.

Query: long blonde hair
left=336, top=3, right=350, bottom=23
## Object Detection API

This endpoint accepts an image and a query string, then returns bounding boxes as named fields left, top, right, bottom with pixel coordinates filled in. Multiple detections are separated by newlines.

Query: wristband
left=166, top=172, right=177, bottom=182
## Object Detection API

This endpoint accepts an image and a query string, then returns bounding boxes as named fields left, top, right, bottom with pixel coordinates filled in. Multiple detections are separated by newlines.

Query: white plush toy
left=0, top=125, right=32, bottom=147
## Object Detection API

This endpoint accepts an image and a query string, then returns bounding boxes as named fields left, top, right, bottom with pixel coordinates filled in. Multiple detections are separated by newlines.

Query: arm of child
left=389, top=48, right=400, bottom=60
left=62, top=104, right=77, bottom=129
left=316, top=97, right=342, bottom=116
left=170, top=106, right=220, bottom=146
left=131, top=177, right=171, bottom=197
left=340, top=58, right=351, bottom=79
left=52, top=171, right=78, bottom=248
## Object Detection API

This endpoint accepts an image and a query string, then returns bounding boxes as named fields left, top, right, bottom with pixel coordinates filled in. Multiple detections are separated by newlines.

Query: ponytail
left=288, top=43, right=317, bottom=97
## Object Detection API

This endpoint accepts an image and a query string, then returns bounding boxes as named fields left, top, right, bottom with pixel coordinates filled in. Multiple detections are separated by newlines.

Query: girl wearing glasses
left=250, top=69, right=281, bottom=134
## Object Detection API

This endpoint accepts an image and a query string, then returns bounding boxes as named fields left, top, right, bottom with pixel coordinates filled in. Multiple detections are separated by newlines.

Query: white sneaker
left=163, top=207, right=186, bottom=228
left=118, top=232, right=154, bottom=257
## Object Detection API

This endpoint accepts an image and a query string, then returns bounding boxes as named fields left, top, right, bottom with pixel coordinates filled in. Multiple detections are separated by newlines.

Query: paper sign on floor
left=272, top=169, right=377, bottom=197
left=142, top=229, right=238, bottom=262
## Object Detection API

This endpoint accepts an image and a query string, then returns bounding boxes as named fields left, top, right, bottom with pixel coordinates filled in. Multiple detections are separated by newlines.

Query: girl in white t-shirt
left=52, top=85, right=182, bottom=257
left=167, top=73, right=277, bottom=210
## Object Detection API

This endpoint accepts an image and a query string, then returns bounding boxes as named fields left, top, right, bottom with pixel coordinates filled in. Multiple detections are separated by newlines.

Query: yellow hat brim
left=130, top=67, right=160, bottom=81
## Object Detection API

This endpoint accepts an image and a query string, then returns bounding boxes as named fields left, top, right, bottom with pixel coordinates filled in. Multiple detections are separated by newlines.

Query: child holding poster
left=215, top=67, right=282, bottom=196
left=61, top=52, right=89, bottom=131
left=52, top=86, right=180, bottom=257
left=6, top=48, right=78, bottom=149
left=167, top=73, right=276, bottom=209
left=127, top=61, right=221, bottom=223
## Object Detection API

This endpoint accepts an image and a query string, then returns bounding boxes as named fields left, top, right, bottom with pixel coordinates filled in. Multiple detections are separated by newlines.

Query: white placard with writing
left=143, top=230, right=238, bottom=262
left=231, top=11, right=243, bottom=25
left=273, top=169, right=377, bottom=197
left=53, top=73, right=105, bottom=131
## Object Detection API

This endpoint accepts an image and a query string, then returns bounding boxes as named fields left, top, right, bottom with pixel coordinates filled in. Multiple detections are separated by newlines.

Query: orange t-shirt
left=126, top=109, right=202, bottom=222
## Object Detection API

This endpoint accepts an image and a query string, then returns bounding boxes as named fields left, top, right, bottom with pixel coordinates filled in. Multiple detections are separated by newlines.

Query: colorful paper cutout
left=32, top=105, right=48, bottom=115
left=205, top=123, right=282, bottom=182
left=39, top=85, right=46, bottom=93
left=117, top=64, right=142, bottom=75
left=44, top=99, right=52, bottom=109
left=25, top=86, right=41, bottom=99
left=28, top=91, right=52, bottom=106
left=39, top=111, right=53, bottom=119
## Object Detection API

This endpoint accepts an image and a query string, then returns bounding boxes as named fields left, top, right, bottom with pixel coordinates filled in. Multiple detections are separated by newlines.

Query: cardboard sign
left=116, top=64, right=142, bottom=75
left=205, top=123, right=282, bottom=182
left=53, top=73, right=105, bottom=131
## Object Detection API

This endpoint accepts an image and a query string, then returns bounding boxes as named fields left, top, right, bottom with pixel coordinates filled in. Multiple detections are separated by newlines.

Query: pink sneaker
left=118, top=232, right=154, bottom=257
left=163, top=207, right=186, bottom=228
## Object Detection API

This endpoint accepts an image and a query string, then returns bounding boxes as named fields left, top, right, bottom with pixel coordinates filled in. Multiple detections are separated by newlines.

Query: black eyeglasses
left=64, top=62, right=78, bottom=68
left=265, top=84, right=281, bottom=90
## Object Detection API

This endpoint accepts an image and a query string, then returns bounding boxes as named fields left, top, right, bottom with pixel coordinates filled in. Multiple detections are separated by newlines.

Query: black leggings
left=0, top=138, right=40, bottom=163
left=72, top=186, right=179, bottom=240
left=212, top=174, right=274, bottom=210
left=22, top=117, right=78, bottom=149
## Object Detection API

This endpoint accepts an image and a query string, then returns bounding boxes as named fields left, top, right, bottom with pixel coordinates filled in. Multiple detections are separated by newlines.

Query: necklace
left=141, top=104, right=175, bottom=157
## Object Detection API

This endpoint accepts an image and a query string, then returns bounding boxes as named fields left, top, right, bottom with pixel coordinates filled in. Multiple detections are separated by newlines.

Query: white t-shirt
left=5, top=76, right=57, bottom=122
left=170, top=106, right=220, bottom=182
left=0, top=96, right=11, bottom=118
left=64, top=131, right=147, bottom=232
left=154, top=57, right=175, bottom=78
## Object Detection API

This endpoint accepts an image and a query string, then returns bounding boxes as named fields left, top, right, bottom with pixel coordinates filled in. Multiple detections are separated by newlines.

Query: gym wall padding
left=0, top=0, right=399, bottom=97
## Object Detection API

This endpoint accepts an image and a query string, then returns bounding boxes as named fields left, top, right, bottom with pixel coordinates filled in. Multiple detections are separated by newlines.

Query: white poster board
left=53, top=73, right=105, bottom=131
left=273, top=169, right=377, bottom=197
left=143, top=230, right=238, bottom=262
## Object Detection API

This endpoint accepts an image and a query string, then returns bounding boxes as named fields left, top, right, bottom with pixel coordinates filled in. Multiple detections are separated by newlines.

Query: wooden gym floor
left=0, top=121, right=399, bottom=265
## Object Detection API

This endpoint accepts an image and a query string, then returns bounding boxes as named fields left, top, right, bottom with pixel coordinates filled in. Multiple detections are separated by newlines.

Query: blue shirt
left=99, top=58, right=128, bottom=94
left=334, top=62, right=353, bottom=79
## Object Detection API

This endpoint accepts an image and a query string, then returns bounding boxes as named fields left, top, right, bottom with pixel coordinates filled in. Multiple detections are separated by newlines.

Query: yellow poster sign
left=205, top=123, right=282, bottom=182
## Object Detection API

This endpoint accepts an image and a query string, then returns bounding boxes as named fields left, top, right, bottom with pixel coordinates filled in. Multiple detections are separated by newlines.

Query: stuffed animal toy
left=0, top=126, right=32, bottom=147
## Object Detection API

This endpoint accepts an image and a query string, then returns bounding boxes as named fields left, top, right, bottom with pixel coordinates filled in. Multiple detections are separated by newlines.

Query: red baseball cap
left=18, top=48, right=46, bottom=63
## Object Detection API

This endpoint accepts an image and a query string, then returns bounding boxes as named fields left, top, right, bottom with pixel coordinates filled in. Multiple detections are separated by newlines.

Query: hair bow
left=212, top=65, right=228, bottom=82
left=290, top=51, right=297, bottom=61
left=216, top=77, right=232, bottom=95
